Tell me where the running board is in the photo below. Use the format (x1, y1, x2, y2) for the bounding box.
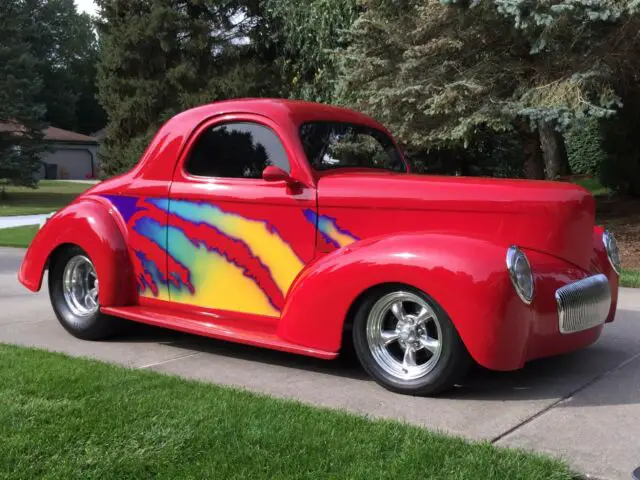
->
(101, 305, 337, 360)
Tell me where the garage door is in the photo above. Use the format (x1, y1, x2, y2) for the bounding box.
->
(44, 149, 93, 179)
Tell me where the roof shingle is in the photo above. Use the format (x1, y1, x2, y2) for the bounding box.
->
(43, 127, 98, 143)
(0, 122, 98, 144)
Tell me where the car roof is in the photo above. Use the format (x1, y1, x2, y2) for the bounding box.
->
(171, 98, 388, 132)
(125, 99, 395, 182)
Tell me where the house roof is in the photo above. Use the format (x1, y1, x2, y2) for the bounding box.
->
(44, 127, 98, 144)
(0, 122, 98, 144)
(0, 121, 26, 134)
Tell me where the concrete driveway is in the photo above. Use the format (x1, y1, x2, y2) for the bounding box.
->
(1, 246, 639, 479)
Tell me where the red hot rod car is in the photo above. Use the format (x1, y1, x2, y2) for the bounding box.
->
(19, 99, 620, 395)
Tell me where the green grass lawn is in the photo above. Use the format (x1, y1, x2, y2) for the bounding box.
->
(0, 225, 39, 247)
(570, 176, 611, 197)
(0, 180, 92, 216)
(0, 344, 575, 480)
(621, 268, 640, 288)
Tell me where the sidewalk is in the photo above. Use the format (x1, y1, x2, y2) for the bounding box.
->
(1, 246, 639, 479)
(59, 179, 100, 184)
(0, 213, 51, 229)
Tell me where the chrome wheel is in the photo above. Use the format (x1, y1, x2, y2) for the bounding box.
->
(366, 291, 443, 381)
(62, 255, 99, 318)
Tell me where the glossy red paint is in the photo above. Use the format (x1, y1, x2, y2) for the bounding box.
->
(19, 198, 136, 307)
(313, 171, 596, 270)
(18, 98, 619, 371)
(101, 302, 337, 359)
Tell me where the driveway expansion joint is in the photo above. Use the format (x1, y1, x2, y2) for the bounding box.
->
(491, 348, 640, 445)
(135, 352, 202, 370)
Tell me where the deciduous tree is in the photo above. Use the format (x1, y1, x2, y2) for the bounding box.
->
(261, 0, 359, 103)
(23, 0, 106, 134)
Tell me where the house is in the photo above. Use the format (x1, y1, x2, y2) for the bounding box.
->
(39, 127, 99, 180)
(0, 122, 100, 180)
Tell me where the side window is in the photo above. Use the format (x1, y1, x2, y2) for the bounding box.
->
(299, 122, 405, 172)
(185, 122, 290, 179)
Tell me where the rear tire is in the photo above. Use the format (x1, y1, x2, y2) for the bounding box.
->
(352, 285, 470, 396)
(48, 245, 122, 340)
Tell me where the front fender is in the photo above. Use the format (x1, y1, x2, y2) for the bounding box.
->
(18, 197, 136, 307)
(277, 233, 530, 369)
(591, 225, 619, 322)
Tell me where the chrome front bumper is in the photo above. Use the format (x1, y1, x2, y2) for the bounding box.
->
(556, 274, 611, 334)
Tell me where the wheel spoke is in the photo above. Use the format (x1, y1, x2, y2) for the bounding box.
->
(380, 330, 399, 346)
(89, 292, 99, 308)
(419, 336, 440, 354)
(390, 301, 405, 322)
(62, 255, 99, 317)
(402, 346, 417, 369)
(365, 290, 444, 381)
(415, 307, 432, 325)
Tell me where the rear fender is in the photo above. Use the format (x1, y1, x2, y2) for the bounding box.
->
(278, 233, 530, 370)
(18, 197, 136, 307)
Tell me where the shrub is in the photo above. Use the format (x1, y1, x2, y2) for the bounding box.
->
(565, 119, 606, 175)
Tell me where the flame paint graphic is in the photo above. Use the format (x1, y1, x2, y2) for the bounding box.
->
(304, 209, 359, 248)
(104, 195, 314, 317)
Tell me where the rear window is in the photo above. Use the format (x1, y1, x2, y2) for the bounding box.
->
(299, 122, 405, 172)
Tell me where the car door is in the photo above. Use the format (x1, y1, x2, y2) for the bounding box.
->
(162, 115, 317, 318)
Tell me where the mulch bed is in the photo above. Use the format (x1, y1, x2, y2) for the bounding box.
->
(596, 198, 640, 270)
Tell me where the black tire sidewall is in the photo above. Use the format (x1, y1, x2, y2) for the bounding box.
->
(48, 246, 115, 340)
(352, 285, 469, 396)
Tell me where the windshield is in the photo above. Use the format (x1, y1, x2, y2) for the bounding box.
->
(299, 122, 406, 172)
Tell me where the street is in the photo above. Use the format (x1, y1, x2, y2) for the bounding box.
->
(1, 246, 639, 479)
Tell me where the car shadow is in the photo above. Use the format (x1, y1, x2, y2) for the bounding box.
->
(106, 312, 640, 406)
(108, 322, 369, 381)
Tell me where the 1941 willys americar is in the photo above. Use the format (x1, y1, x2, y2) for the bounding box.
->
(19, 99, 620, 395)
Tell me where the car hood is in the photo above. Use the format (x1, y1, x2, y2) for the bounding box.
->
(316, 171, 595, 270)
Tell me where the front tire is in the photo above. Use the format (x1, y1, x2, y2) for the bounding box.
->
(352, 285, 470, 396)
(49, 246, 122, 340)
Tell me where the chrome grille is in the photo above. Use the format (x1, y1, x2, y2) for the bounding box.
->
(556, 274, 611, 334)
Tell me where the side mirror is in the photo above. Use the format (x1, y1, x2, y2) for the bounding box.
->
(262, 165, 293, 183)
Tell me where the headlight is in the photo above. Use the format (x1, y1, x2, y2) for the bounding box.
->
(506, 246, 534, 304)
(602, 230, 621, 275)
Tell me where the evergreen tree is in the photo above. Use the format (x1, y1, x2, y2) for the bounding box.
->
(0, 0, 46, 190)
(338, 0, 640, 179)
(96, 0, 280, 176)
